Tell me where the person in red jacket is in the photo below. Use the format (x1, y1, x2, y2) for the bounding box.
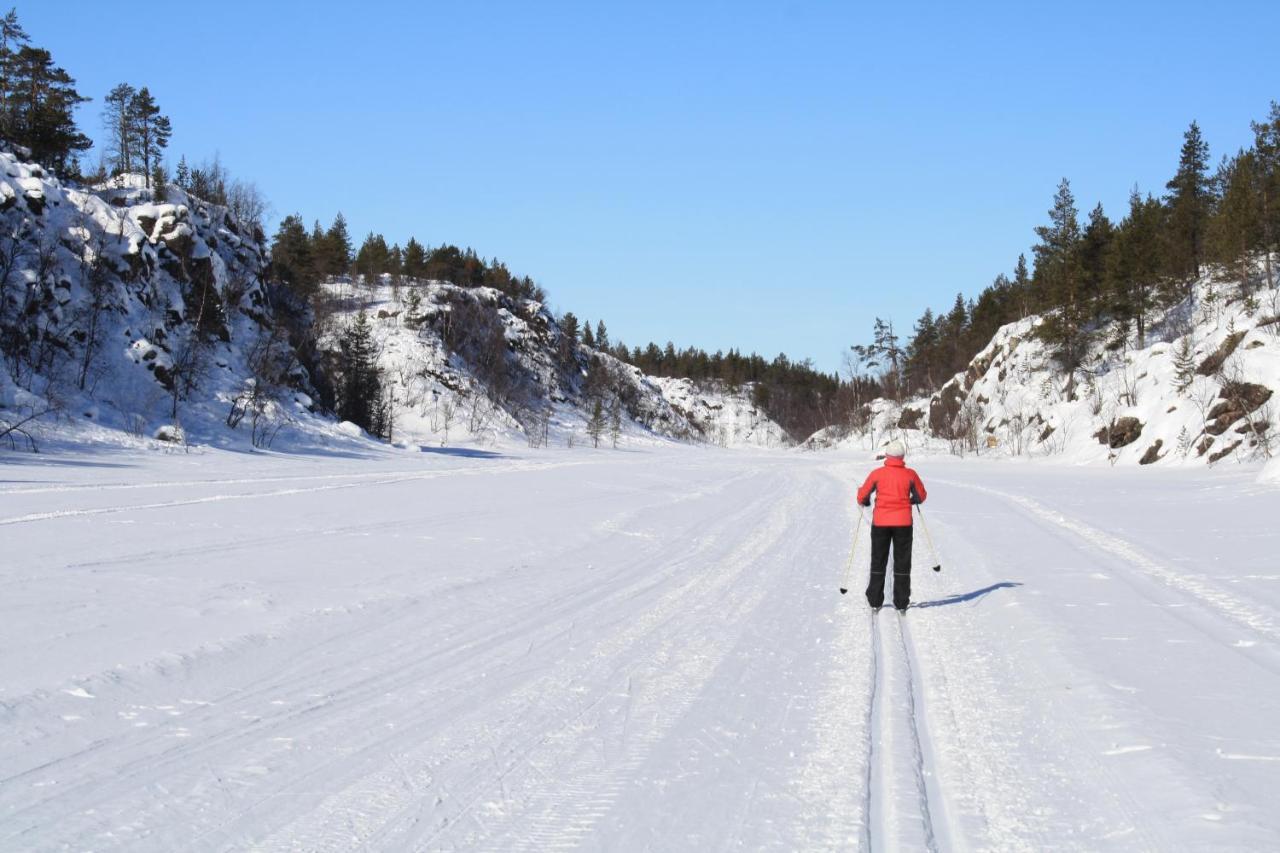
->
(856, 439, 927, 612)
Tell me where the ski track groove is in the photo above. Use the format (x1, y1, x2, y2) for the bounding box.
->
(936, 477, 1280, 644)
(1, 468, 762, 849)
(325, 473, 811, 852)
(0, 458, 590, 527)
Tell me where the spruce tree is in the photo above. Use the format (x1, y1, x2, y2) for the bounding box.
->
(402, 237, 428, 279)
(320, 212, 353, 277)
(1032, 179, 1087, 372)
(174, 154, 190, 189)
(595, 320, 609, 349)
(270, 214, 316, 299)
(337, 311, 384, 436)
(1165, 120, 1212, 285)
(587, 398, 605, 448)
(1079, 203, 1114, 322)
(582, 321, 595, 348)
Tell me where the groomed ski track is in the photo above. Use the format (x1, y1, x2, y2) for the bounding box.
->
(1, 449, 1277, 850)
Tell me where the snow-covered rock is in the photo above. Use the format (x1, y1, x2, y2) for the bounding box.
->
(824, 272, 1280, 468)
(319, 277, 791, 449)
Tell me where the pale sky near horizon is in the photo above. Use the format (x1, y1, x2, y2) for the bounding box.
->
(26, 0, 1280, 372)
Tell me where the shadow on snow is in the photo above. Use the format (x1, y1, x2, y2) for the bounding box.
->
(914, 581, 1023, 609)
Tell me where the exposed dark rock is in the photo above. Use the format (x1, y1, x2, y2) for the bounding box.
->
(1197, 331, 1247, 376)
(1208, 439, 1242, 464)
(1094, 416, 1143, 449)
(1139, 440, 1165, 465)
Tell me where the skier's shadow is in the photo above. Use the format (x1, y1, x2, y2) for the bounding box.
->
(915, 581, 1022, 609)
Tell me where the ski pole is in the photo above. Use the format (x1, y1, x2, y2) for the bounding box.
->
(916, 504, 942, 572)
(839, 505, 865, 595)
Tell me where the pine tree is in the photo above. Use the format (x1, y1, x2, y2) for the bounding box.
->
(102, 83, 136, 175)
(1165, 120, 1212, 286)
(852, 317, 904, 399)
(1013, 253, 1031, 318)
(1109, 189, 1164, 348)
(353, 232, 390, 280)
(129, 87, 170, 188)
(1209, 150, 1262, 291)
(0, 7, 28, 140)
(558, 312, 580, 365)
(1251, 102, 1280, 289)
(3, 45, 90, 174)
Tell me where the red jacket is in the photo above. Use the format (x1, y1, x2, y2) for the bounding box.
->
(856, 457, 927, 526)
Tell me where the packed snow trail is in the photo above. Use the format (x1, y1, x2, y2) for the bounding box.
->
(1, 447, 1278, 850)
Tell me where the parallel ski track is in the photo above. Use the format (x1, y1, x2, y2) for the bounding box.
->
(935, 476, 1280, 645)
(865, 608, 942, 853)
(0, 458, 590, 527)
(863, 608, 884, 851)
(0, 465, 763, 850)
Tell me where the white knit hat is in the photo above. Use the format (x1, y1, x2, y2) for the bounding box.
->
(884, 439, 906, 458)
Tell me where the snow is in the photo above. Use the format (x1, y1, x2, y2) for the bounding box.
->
(827, 273, 1280, 469)
(319, 277, 791, 450)
(2, 443, 1277, 850)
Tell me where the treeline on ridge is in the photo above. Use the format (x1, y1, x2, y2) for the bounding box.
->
(857, 107, 1280, 402)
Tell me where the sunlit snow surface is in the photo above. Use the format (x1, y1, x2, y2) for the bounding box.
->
(1, 443, 1278, 850)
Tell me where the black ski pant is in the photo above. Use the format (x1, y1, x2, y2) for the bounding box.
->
(866, 524, 913, 610)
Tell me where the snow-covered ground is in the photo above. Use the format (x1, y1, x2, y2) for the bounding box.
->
(2, 444, 1278, 850)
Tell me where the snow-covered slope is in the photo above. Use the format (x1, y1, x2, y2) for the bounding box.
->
(319, 277, 791, 449)
(0, 149, 357, 453)
(0, 148, 789, 454)
(828, 273, 1279, 467)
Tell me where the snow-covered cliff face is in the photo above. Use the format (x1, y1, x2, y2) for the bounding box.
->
(0, 146, 788, 454)
(826, 272, 1279, 467)
(0, 149, 335, 451)
(319, 278, 792, 449)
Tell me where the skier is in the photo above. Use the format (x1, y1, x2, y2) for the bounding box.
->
(856, 439, 927, 612)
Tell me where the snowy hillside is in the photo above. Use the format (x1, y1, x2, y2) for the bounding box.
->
(828, 272, 1279, 468)
(318, 277, 791, 449)
(0, 146, 789, 454)
(0, 148, 361, 453)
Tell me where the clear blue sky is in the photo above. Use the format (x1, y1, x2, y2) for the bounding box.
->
(27, 1, 1280, 373)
